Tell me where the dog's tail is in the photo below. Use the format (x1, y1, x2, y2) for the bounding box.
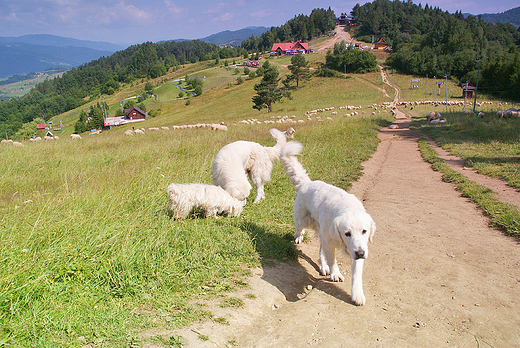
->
(281, 141, 311, 191)
(265, 128, 287, 162)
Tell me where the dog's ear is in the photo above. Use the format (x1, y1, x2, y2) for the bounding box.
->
(369, 218, 376, 243)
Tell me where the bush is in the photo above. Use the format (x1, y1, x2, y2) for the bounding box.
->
(236, 76, 244, 85)
(315, 65, 343, 77)
(248, 72, 257, 79)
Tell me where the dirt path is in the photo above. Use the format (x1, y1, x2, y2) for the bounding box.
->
(143, 29, 520, 348)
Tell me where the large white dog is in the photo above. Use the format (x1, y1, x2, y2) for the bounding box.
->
(281, 141, 376, 306)
(167, 183, 244, 219)
(212, 128, 287, 204)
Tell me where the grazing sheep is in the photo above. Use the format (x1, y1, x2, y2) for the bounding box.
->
(1, 139, 13, 145)
(478, 112, 485, 118)
(124, 129, 134, 136)
(70, 134, 82, 140)
(284, 127, 295, 139)
(148, 127, 160, 131)
(167, 183, 244, 219)
(161, 126, 169, 131)
(496, 111, 505, 118)
(134, 129, 145, 135)
(426, 111, 435, 123)
(12, 141, 24, 147)
(211, 124, 228, 131)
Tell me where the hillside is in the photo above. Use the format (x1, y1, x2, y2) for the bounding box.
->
(468, 6, 520, 27)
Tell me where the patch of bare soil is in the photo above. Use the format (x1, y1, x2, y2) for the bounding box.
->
(141, 28, 520, 348)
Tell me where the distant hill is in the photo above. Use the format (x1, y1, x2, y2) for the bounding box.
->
(464, 6, 520, 27)
(0, 35, 123, 79)
(199, 26, 269, 47)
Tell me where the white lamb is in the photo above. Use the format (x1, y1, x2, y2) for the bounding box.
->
(167, 183, 244, 219)
(70, 134, 82, 140)
(212, 128, 287, 204)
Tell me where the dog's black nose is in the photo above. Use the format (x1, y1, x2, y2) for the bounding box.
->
(355, 250, 365, 259)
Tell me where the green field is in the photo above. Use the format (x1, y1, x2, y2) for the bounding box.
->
(2, 49, 520, 346)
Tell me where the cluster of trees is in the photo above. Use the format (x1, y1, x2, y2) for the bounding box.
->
(252, 54, 314, 112)
(351, 0, 520, 100)
(325, 42, 378, 74)
(74, 102, 108, 134)
(242, 8, 336, 52)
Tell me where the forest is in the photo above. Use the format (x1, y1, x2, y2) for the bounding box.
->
(241, 8, 337, 52)
(350, 0, 520, 100)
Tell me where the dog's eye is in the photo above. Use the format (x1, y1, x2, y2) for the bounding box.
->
(362, 229, 367, 234)
(345, 231, 351, 237)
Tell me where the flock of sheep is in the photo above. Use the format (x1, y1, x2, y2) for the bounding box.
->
(2, 99, 518, 147)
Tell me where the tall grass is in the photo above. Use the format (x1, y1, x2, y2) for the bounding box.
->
(416, 111, 520, 190)
(1, 72, 391, 346)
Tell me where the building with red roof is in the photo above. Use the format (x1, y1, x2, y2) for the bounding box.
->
(270, 41, 309, 57)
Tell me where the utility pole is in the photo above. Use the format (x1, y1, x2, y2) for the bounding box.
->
(445, 74, 448, 111)
(473, 58, 481, 113)
(433, 76, 436, 102)
(425, 74, 428, 98)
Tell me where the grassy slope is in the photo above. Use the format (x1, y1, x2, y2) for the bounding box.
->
(0, 52, 393, 346)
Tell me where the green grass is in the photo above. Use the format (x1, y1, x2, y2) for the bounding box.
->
(418, 138, 520, 237)
(0, 60, 391, 346)
(413, 110, 520, 191)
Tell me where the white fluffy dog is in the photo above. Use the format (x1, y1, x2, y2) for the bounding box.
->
(212, 128, 287, 204)
(281, 141, 376, 306)
(167, 183, 244, 219)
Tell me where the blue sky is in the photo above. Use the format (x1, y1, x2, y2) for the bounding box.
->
(0, 0, 518, 46)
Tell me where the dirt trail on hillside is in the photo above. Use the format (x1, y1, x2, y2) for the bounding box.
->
(141, 27, 520, 348)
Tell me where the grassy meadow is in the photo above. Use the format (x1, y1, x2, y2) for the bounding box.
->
(0, 55, 394, 347)
(3, 47, 520, 346)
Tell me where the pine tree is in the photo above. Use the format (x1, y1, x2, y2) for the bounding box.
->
(252, 61, 290, 113)
(284, 54, 312, 88)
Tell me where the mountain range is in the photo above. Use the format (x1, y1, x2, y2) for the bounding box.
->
(0, 27, 269, 80)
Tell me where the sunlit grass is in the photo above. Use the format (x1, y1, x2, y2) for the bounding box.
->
(0, 64, 392, 346)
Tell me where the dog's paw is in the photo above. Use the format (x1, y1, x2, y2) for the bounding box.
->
(294, 231, 305, 244)
(329, 272, 344, 282)
(351, 289, 366, 306)
(320, 263, 330, 276)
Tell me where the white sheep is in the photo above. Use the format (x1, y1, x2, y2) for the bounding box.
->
(283, 127, 295, 138)
(134, 129, 145, 135)
(477, 112, 485, 118)
(124, 129, 134, 136)
(70, 134, 82, 140)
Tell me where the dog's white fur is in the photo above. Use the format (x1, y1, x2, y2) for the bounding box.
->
(281, 141, 376, 306)
(212, 128, 287, 204)
(167, 183, 244, 219)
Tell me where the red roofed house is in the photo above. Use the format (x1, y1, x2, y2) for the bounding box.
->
(37, 124, 46, 132)
(270, 40, 309, 57)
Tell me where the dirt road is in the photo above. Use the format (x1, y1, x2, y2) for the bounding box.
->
(144, 27, 520, 348)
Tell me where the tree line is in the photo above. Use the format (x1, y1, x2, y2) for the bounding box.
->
(241, 8, 336, 52)
(351, 0, 520, 100)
